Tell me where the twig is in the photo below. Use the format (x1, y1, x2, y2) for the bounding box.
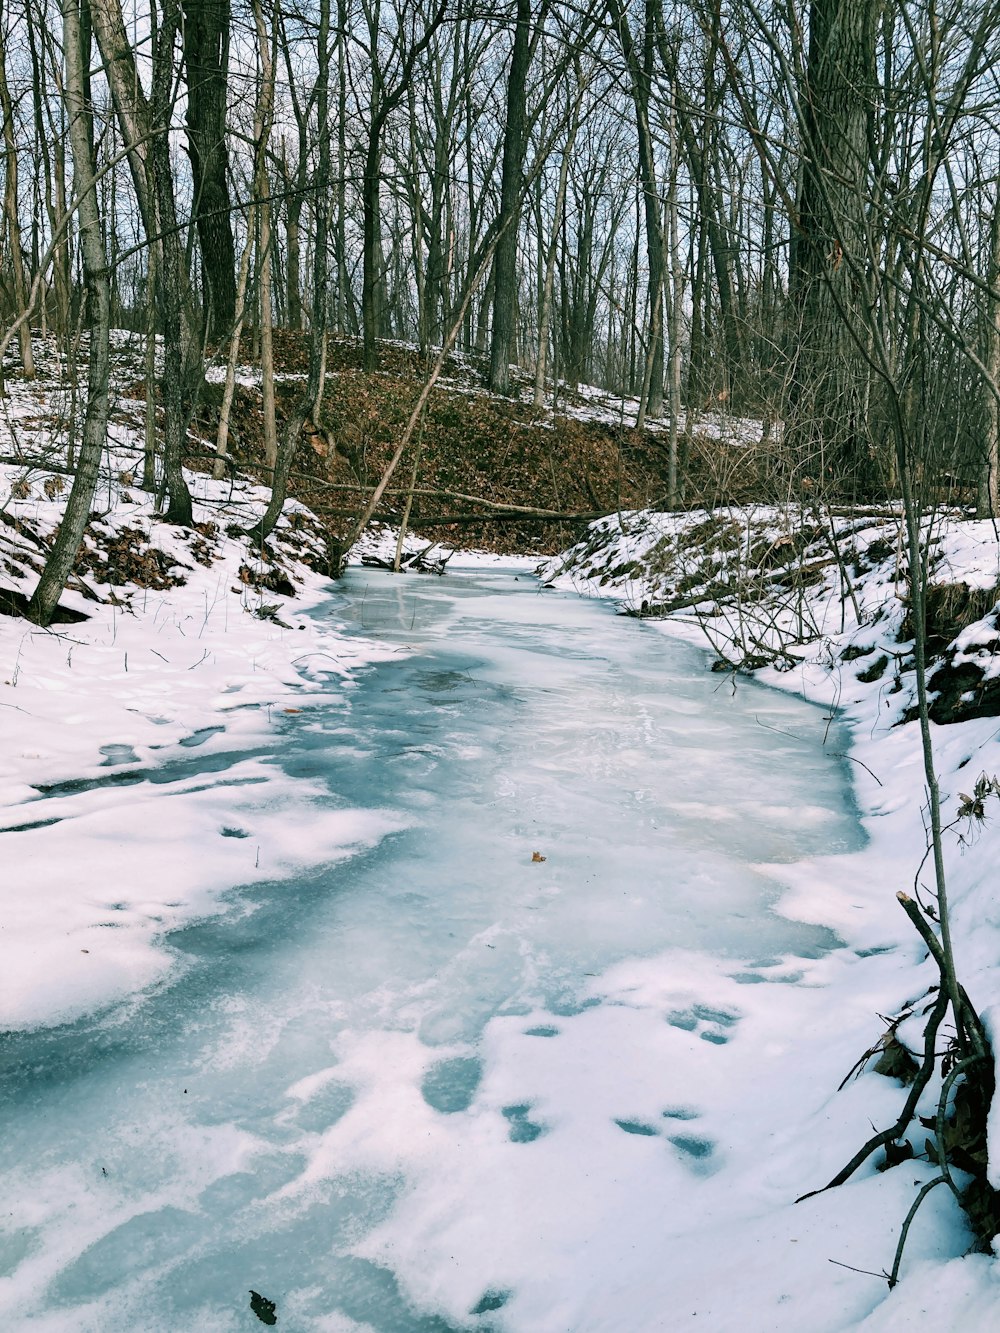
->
(897, 893, 989, 1054)
(796, 986, 949, 1202)
(827, 1258, 891, 1281)
(751, 712, 882, 783)
(888, 1176, 947, 1289)
(934, 1054, 986, 1203)
(831, 751, 884, 787)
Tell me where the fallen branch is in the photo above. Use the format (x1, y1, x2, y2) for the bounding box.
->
(292, 469, 611, 519)
(0, 452, 81, 475)
(798, 883, 998, 1281)
(887, 1177, 947, 1289)
(362, 540, 453, 575)
(409, 510, 605, 526)
(897, 893, 989, 1054)
(796, 985, 949, 1203)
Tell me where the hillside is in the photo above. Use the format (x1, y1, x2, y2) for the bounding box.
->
(2, 334, 1000, 1330)
(189, 331, 767, 558)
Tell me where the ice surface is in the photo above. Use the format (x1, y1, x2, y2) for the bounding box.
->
(0, 571, 880, 1330)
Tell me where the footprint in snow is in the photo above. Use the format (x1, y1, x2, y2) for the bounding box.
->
(502, 1104, 547, 1142)
(614, 1118, 660, 1137)
(471, 1289, 510, 1315)
(666, 1003, 740, 1044)
(421, 1056, 482, 1114)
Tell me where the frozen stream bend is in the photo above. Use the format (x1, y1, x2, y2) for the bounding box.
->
(1, 567, 870, 1331)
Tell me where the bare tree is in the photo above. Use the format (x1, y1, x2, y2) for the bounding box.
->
(359, 0, 449, 371)
(786, 0, 878, 490)
(607, 0, 665, 416)
(488, 0, 534, 394)
(0, 20, 35, 379)
(182, 0, 237, 342)
(29, 0, 109, 626)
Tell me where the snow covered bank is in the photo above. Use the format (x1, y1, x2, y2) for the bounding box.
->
(4, 327, 998, 1328)
(0, 561, 897, 1333)
(534, 505, 1000, 1323)
(0, 332, 534, 1031)
(0, 339, 411, 1030)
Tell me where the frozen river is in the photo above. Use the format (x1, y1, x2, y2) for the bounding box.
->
(0, 567, 864, 1331)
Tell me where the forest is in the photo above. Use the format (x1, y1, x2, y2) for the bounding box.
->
(3, 0, 1000, 1329)
(3, 0, 1000, 613)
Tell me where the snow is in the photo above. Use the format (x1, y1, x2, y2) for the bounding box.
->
(342, 948, 954, 1333)
(203, 363, 307, 387)
(3, 339, 1000, 1330)
(3, 562, 892, 1332)
(538, 502, 1000, 1329)
(0, 337, 401, 1029)
(553, 380, 765, 443)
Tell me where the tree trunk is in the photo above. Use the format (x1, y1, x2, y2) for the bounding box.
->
(978, 201, 1000, 518)
(665, 98, 683, 504)
(534, 94, 579, 406)
(150, 0, 194, 527)
(182, 0, 237, 343)
(249, 0, 331, 542)
(359, 0, 447, 370)
(488, 0, 532, 395)
(335, 0, 348, 335)
(787, 0, 875, 491)
(0, 34, 35, 378)
(29, 0, 109, 626)
(88, 0, 154, 234)
(251, 0, 277, 472)
(89, 0, 197, 357)
(608, 0, 664, 416)
(143, 244, 158, 491)
(282, 140, 303, 331)
(653, 13, 741, 401)
(213, 213, 255, 480)
(408, 85, 429, 354)
(361, 133, 383, 371)
(24, 3, 70, 338)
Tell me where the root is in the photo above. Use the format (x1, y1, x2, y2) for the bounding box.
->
(798, 893, 998, 1286)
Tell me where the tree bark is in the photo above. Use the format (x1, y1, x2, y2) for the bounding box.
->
(248, 0, 331, 542)
(281, 139, 302, 330)
(29, 0, 109, 626)
(335, 0, 348, 334)
(251, 0, 277, 472)
(0, 32, 35, 378)
(534, 88, 580, 406)
(150, 0, 194, 526)
(181, 0, 237, 342)
(668, 139, 684, 497)
(143, 242, 158, 490)
(488, 0, 532, 395)
(361, 128, 384, 370)
(787, 0, 876, 490)
(608, 0, 664, 416)
(213, 216, 254, 480)
(87, 0, 154, 235)
(978, 200, 1000, 518)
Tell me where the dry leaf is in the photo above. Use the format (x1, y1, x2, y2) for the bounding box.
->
(531, 852, 546, 863)
(249, 1290, 277, 1325)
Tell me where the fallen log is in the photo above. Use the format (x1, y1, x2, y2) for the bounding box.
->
(361, 541, 454, 575)
(291, 469, 610, 520)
